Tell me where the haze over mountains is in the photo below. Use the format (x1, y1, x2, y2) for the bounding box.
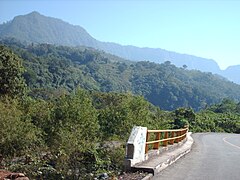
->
(0, 11, 239, 84)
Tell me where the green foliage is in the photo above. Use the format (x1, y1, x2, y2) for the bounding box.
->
(173, 108, 194, 128)
(0, 99, 42, 157)
(1, 38, 240, 179)
(48, 88, 100, 178)
(192, 99, 240, 133)
(93, 92, 154, 140)
(208, 98, 239, 113)
(23, 98, 54, 143)
(2, 38, 240, 111)
(7, 153, 63, 180)
(96, 145, 125, 176)
(52, 88, 99, 150)
(0, 45, 27, 98)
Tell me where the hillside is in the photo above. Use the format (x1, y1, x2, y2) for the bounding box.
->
(1, 39, 240, 180)
(222, 65, 240, 84)
(1, 11, 239, 84)
(0, 11, 98, 47)
(1, 38, 240, 111)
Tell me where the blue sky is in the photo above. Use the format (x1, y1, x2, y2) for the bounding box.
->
(1, 0, 240, 69)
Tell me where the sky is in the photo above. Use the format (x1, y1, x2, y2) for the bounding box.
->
(0, 0, 240, 69)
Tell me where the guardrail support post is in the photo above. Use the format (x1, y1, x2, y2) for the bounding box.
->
(169, 131, 175, 145)
(176, 131, 180, 143)
(153, 132, 161, 149)
(182, 129, 185, 141)
(163, 132, 168, 146)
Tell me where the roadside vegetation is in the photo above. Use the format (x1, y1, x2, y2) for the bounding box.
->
(0, 44, 239, 179)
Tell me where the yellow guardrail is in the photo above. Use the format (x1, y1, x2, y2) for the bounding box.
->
(145, 126, 188, 153)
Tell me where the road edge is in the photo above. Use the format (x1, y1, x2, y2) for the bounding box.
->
(141, 132, 194, 179)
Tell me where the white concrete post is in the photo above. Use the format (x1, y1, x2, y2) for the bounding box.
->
(124, 126, 147, 171)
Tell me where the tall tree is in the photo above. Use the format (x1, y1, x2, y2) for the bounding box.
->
(0, 45, 26, 98)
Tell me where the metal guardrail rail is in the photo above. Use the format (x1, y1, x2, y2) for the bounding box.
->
(145, 126, 188, 153)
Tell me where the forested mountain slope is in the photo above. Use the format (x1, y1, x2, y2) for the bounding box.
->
(0, 12, 226, 75)
(1, 38, 240, 111)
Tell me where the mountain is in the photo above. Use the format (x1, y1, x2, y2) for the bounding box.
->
(222, 65, 240, 84)
(0, 11, 98, 47)
(1, 38, 240, 111)
(99, 44, 221, 74)
(0, 11, 238, 83)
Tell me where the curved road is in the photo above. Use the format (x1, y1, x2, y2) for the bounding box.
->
(153, 133, 240, 180)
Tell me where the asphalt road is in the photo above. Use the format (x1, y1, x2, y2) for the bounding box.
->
(153, 133, 240, 180)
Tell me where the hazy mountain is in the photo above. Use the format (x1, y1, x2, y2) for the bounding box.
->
(222, 65, 240, 84)
(0, 11, 98, 47)
(0, 11, 239, 83)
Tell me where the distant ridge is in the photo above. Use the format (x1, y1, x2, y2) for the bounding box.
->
(222, 65, 240, 84)
(0, 11, 239, 84)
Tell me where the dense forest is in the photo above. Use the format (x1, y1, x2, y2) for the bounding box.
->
(1, 37, 240, 111)
(0, 40, 239, 179)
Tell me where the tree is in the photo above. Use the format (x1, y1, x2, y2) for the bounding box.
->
(95, 92, 153, 140)
(50, 88, 100, 178)
(164, 61, 171, 65)
(0, 45, 26, 98)
(173, 108, 195, 128)
(0, 99, 42, 156)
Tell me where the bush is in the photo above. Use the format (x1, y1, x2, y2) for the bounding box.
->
(0, 99, 43, 157)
